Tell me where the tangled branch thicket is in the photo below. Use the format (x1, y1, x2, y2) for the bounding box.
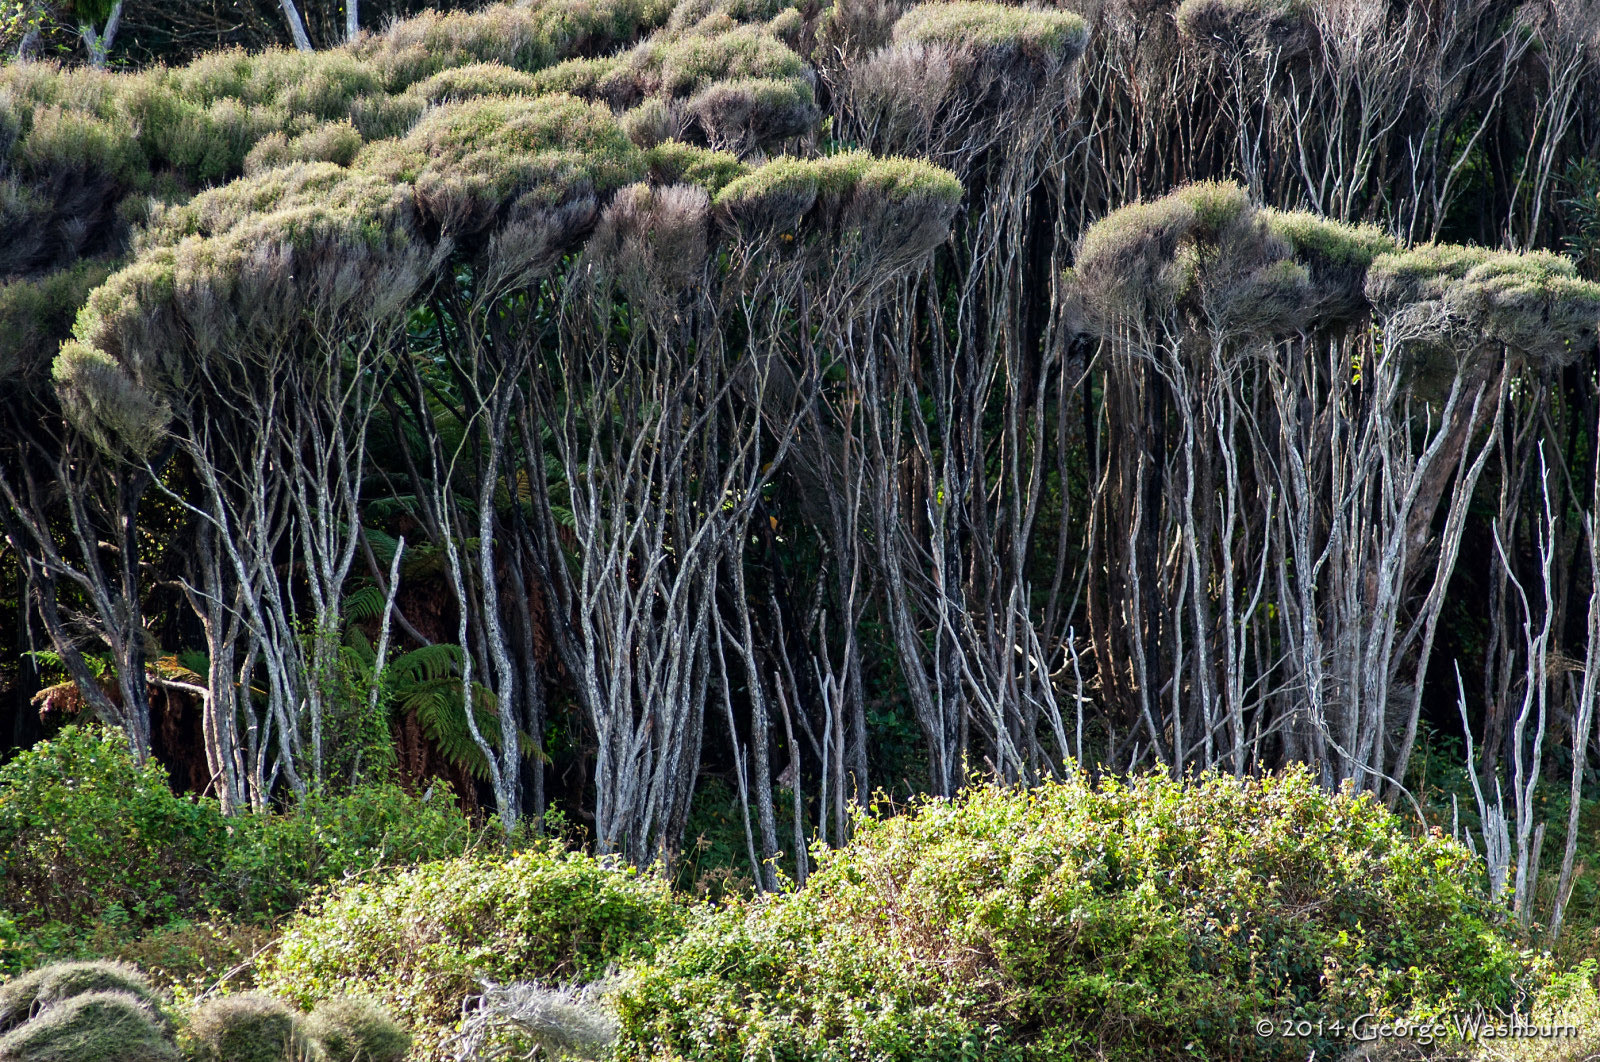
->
(3, 0, 1600, 929)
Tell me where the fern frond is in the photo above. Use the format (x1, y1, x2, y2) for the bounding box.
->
(343, 586, 387, 625)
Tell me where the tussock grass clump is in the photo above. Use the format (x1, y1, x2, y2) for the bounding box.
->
(614, 768, 1528, 1062)
(448, 981, 620, 1062)
(0, 962, 166, 1036)
(181, 993, 311, 1062)
(0, 991, 177, 1062)
(301, 997, 410, 1062)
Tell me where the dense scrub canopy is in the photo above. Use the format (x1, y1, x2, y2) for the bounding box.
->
(614, 769, 1526, 1061)
(1176, 0, 1314, 55)
(1074, 181, 1313, 339)
(1366, 245, 1600, 367)
(0, 726, 482, 949)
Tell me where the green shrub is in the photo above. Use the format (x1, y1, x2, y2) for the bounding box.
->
(0, 724, 482, 953)
(259, 844, 685, 1035)
(657, 24, 805, 96)
(222, 783, 480, 918)
(93, 920, 277, 1004)
(412, 62, 546, 103)
(0, 961, 168, 1035)
(302, 997, 410, 1062)
(181, 993, 310, 1062)
(686, 76, 817, 149)
(0, 990, 177, 1062)
(0, 726, 230, 933)
(614, 768, 1528, 1062)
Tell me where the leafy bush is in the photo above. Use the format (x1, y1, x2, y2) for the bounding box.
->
(0, 726, 483, 963)
(0, 727, 230, 933)
(222, 783, 481, 918)
(259, 845, 685, 1036)
(614, 768, 1529, 1062)
(0, 990, 177, 1062)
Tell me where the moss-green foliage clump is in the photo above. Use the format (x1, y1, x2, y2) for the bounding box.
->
(1261, 207, 1396, 318)
(1366, 244, 1600, 365)
(258, 845, 686, 1036)
(350, 0, 675, 87)
(242, 120, 364, 176)
(1076, 182, 1248, 316)
(614, 768, 1526, 1062)
(180, 993, 310, 1062)
(643, 140, 751, 193)
(301, 997, 410, 1062)
(0, 260, 116, 385)
(404, 93, 645, 224)
(715, 150, 961, 236)
(0, 990, 177, 1062)
(893, 1, 1088, 58)
(0, 0, 676, 285)
(1075, 181, 1314, 334)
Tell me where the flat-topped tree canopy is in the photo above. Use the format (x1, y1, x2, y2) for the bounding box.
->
(1074, 182, 1600, 361)
(1258, 209, 1397, 323)
(1176, 0, 1314, 55)
(30, 0, 964, 452)
(1073, 181, 1312, 338)
(7, 0, 985, 416)
(1367, 245, 1600, 368)
(0, 0, 805, 299)
(892, 1, 1089, 60)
